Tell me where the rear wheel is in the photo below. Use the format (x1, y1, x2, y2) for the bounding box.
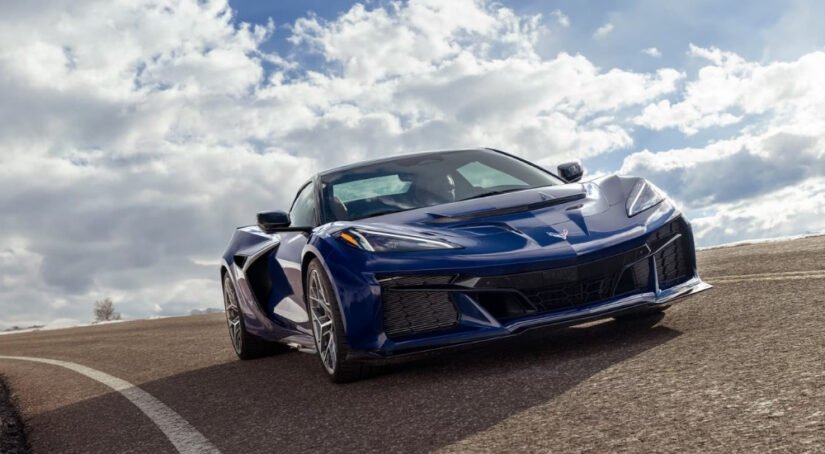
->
(223, 274, 289, 359)
(306, 259, 369, 383)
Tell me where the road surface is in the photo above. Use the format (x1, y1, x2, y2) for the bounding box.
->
(1, 236, 824, 453)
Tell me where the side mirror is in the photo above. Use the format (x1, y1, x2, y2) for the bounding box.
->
(557, 161, 583, 183)
(257, 210, 290, 233)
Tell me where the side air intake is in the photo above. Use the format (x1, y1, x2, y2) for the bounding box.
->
(378, 275, 459, 339)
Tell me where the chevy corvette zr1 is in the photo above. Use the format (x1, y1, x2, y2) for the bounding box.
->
(220, 148, 710, 382)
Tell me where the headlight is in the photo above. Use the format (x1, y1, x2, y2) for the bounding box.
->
(626, 180, 666, 217)
(335, 228, 461, 252)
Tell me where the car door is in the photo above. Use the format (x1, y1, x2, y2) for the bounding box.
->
(271, 181, 317, 332)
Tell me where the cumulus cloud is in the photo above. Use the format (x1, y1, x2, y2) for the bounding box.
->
(625, 45, 825, 246)
(593, 23, 614, 39)
(690, 178, 825, 246)
(641, 47, 662, 57)
(551, 10, 570, 27)
(635, 44, 825, 135)
(0, 0, 312, 326)
(622, 133, 824, 207)
(275, 1, 684, 166)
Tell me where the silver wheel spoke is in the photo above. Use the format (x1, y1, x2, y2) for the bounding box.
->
(224, 281, 243, 354)
(309, 295, 325, 304)
(308, 269, 337, 374)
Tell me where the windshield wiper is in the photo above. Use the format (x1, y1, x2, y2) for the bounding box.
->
(463, 187, 528, 201)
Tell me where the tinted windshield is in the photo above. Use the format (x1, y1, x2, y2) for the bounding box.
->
(320, 149, 563, 222)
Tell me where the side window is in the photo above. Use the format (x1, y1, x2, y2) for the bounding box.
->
(290, 183, 316, 227)
(456, 161, 528, 189)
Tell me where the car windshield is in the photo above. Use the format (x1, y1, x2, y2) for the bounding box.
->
(320, 149, 564, 222)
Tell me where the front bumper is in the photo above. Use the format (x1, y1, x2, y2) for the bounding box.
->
(329, 215, 711, 360)
(349, 276, 710, 361)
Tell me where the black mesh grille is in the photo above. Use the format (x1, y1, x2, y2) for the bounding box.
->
(522, 274, 616, 312)
(471, 245, 648, 316)
(648, 218, 693, 289)
(655, 239, 692, 289)
(380, 275, 459, 339)
(615, 259, 650, 296)
(647, 218, 683, 251)
(378, 275, 454, 287)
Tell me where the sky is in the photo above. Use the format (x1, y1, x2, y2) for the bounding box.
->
(2, 0, 825, 327)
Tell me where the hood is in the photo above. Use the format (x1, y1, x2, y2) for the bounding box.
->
(330, 175, 675, 262)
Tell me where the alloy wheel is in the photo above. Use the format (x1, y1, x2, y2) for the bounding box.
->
(223, 279, 243, 354)
(308, 269, 337, 374)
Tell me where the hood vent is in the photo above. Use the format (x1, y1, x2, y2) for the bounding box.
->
(424, 192, 586, 225)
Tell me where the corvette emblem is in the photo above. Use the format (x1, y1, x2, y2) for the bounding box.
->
(547, 228, 569, 240)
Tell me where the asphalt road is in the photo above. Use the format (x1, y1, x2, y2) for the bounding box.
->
(1, 236, 824, 453)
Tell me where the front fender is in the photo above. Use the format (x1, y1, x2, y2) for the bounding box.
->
(305, 235, 386, 351)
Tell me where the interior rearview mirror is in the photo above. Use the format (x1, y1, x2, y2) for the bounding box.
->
(557, 162, 583, 183)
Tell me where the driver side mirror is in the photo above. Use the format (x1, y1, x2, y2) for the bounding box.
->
(257, 210, 290, 233)
(557, 161, 583, 183)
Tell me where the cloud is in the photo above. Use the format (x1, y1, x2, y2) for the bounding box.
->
(622, 133, 823, 208)
(0, 0, 313, 326)
(593, 23, 614, 39)
(690, 178, 825, 246)
(283, 1, 682, 165)
(641, 47, 662, 57)
(635, 44, 825, 135)
(551, 10, 570, 27)
(623, 46, 825, 245)
(289, 0, 544, 81)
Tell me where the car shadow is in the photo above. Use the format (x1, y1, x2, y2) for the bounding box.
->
(32, 314, 679, 453)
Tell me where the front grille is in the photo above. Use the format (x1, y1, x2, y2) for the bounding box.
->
(522, 274, 616, 312)
(614, 259, 650, 296)
(378, 275, 454, 287)
(471, 245, 649, 316)
(655, 240, 691, 289)
(648, 218, 693, 289)
(380, 275, 459, 339)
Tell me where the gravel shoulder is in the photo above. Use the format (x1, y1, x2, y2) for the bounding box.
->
(0, 374, 30, 454)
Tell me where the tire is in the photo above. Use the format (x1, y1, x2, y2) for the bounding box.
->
(222, 274, 290, 360)
(306, 259, 369, 383)
(613, 305, 668, 322)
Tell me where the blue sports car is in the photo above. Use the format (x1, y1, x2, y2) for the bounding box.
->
(220, 148, 710, 382)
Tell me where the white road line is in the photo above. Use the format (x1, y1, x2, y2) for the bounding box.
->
(708, 271, 825, 284)
(708, 270, 825, 280)
(0, 355, 221, 454)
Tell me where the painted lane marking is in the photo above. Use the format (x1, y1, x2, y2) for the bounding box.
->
(707, 270, 825, 284)
(0, 355, 221, 454)
(708, 269, 825, 279)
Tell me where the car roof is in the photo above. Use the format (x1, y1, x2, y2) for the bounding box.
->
(316, 148, 495, 178)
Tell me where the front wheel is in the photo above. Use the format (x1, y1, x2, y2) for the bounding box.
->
(306, 259, 369, 383)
